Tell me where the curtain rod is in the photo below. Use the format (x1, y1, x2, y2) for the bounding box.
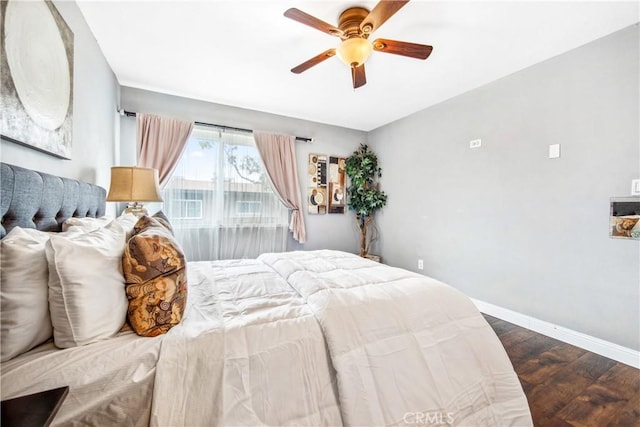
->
(121, 110, 313, 143)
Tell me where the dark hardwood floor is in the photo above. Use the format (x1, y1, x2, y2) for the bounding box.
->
(484, 314, 640, 427)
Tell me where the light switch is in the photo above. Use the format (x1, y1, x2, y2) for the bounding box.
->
(549, 144, 560, 159)
(469, 139, 482, 149)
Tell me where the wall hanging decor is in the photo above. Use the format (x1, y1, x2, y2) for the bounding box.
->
(610, 197, 640, 240)
(308, 154, 327, 214)
(1, 0, 74, 159)
(328, 156, 346, 214)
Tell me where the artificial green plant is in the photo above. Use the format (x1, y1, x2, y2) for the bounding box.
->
(345, 144, 388, 257)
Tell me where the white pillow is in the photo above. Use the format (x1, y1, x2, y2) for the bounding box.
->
(0, 228, 53, 361)
(115, 213, 139, 239)
(46, 220, 129, 348)
(62, 216, 112, 232)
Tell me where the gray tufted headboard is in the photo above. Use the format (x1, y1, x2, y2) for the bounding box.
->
(0, 163, 106, 238)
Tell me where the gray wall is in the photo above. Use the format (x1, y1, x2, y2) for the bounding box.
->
(119, 87, 367, 252)
(369, 24, 639, 350)
(0, 0, 119, 191)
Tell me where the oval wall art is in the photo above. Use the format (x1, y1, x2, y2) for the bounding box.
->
(1, 0, 74, 159)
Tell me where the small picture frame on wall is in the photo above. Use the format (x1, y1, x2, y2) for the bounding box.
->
(609, 197, 640, 240)
(308, 154, 328, 214)
(328, 156, 346, 214)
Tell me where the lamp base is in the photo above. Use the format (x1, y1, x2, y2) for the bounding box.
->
(123, 202, 147, 217)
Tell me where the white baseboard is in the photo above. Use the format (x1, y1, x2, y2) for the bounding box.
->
(471, 298, 640, 369)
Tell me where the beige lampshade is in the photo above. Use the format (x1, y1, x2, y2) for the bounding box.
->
(106, 166, 163, 202)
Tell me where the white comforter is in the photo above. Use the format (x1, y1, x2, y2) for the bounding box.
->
(3, 251, 531, 427)
(259, 250, 533, 426)
(151, 259, 342, 426)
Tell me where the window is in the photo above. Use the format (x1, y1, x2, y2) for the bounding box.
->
(236, 201, 262, 217)
(169, 199, 203, 220)
(162, 126, 288, 260)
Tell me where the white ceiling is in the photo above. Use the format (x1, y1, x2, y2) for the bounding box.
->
(77, 1, 639, 131)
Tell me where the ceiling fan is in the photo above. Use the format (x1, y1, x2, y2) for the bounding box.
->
(284, 0, 433, 89)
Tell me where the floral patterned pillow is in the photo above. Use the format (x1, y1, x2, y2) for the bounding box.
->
(132, 212, 172, 236)
(122, 216, 187, 337)
(152, 210, 174, 234)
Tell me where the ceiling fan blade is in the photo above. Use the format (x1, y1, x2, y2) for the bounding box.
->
(291, 49, 336, 74)
(284, 8, 343, 37)
(372, 38, 433, 59)
(351, 64, 366, 89)
(360, 0, 410, 35)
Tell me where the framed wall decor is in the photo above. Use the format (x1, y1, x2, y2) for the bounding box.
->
(328, 156, 346, 214)
(1, 0, 74, 159)
(609, 197, 640, 240)
(307, 154, 327, 214)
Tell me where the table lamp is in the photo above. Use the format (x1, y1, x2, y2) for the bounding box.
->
(106, 166, 163, 216)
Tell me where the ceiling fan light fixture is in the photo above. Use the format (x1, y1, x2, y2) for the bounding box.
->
(285, 2, 431, 89)
(336, 37, 372, 67)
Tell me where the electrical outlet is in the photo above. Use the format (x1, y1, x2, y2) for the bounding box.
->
(418, 259, 424, 270)
(469, 139, 482, 149)
(549, 144, 560, 159)
(632, 179, 640, 196)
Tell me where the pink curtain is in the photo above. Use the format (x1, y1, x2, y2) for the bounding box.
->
(137, 113, 194, 186)
(253, 131, 306, 243)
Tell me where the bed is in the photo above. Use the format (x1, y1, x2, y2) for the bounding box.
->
(0, 162, 532, 426)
